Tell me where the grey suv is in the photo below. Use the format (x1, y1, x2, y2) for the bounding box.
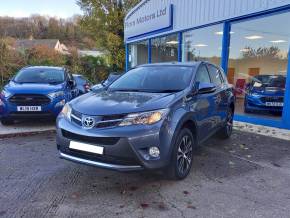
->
(56, 62, 235, 180)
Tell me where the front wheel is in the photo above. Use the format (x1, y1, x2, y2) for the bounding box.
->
(166, 128, 194, 180)
(218, 109, 234, 139)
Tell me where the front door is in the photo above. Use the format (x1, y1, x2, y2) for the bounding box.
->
(192, 64, 217, 141)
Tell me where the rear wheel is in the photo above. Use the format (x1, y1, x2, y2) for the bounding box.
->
(166, 128, 194, 180)
(1, 119, 14, 126)
(218, 109, 233, 139)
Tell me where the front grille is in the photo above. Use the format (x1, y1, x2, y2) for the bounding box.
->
(9, 94, 51, 105)
(67, 149, 140, 166)
(260, 96, 284, 103)
(71, 109, 125, 129)
(62, 129, 120, 145)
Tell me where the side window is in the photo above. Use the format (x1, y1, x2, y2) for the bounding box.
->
(195, 65, 211, 83)
(207, 65, 223, 86)
(67, 73, 73, 81)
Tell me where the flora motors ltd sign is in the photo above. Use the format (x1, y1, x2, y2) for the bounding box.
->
(125, 4, 173, 40)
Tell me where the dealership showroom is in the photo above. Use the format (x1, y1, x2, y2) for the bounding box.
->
(124, 0, 290, 130)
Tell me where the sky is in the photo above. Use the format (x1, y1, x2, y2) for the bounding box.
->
(0, 0, 82, 18)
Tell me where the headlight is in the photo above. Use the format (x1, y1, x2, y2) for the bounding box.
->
(1, 90, 11, 98)
(61, 103, 72, 120)
(48, 91, 65, 98)
(119, 109, 169, 127)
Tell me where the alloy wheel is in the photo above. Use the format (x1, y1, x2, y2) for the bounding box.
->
(177, 135, 193, 176)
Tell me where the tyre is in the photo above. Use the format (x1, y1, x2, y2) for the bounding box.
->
(166, 128, 194, 180)
(1, 119, 14, 126)
(218, 109, 234, 139)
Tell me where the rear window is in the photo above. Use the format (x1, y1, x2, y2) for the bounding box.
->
(14, 68, 65, 84)
(74, 76, 87, 85)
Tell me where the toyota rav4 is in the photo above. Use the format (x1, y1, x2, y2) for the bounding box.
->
(56, 62, 235, 180)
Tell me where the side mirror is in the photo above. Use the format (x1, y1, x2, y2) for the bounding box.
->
(197, 82, 216, 94)
(68, 79, 76, 88)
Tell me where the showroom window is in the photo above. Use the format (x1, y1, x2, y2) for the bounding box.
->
(128, 40, 148, 69)
(151, 34, 178, 63)
(228, 12, 289, 120)
(182, 24, 224, 66)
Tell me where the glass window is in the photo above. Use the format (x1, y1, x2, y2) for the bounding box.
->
(128, 40, 148, 69)
(14, 68, 65, 84)
(195, 65, 211, 83)
(151, 34, 178, 63)
(208, 65, 223, 86)
(228, 12, 289, 120)
(182, 24, 223, 66)
(110, 66, 194, 92)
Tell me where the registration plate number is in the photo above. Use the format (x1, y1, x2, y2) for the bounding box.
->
(69, 141, 104, 155)
(265, 102, 284, 107)
(17, 106, 42, 111)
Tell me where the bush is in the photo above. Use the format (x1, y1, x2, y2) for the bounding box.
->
(0, 37, 112, 89)
(25, 45, 66, 66)
(0, 38, 26, 88)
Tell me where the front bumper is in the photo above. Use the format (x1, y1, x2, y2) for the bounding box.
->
(245, 95, 284, 112)
(56, 114, 173, 172)
(0, 97, 65, 119)
(59, 152, 143, 171)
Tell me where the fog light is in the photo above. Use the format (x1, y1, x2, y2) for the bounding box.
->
(149, 147, 160, 158)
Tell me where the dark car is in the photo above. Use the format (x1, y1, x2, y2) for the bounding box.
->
(73, 74, 91, 95)
(0, 66, 78, 125)
(91, 73, 121, 92)
(56, 62, 235, 180)
(244, 75, 286, 114)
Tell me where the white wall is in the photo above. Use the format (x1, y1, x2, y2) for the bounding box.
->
(125, 0, 290, 42)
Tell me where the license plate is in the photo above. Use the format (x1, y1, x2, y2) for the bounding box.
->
(17, 106, 42, 111)
(265, 102, 284, 107)
(69, 141, 104, 155)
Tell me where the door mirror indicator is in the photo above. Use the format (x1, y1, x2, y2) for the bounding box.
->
(197, 82, 217, 94)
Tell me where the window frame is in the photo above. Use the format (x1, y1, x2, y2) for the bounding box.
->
(194, 63, 212, 84)
(206, 64, 224, 87)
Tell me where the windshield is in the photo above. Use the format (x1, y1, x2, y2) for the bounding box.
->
(14, 68, 65, 84)
(253, 75, 286, 88)
(109, 66, 194, 92)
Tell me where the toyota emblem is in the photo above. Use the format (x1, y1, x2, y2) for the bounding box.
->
(82, 116, 95, 129)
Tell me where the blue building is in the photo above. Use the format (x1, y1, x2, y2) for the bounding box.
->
(124, 0, 290, 130)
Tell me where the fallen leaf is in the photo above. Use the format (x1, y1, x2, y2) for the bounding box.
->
(272, 163, 281, 168)
(140, 203, 149, 209)
(158, 202, 167, 210)
(187, 205, 197, 209)
(129, 186, 138, 191)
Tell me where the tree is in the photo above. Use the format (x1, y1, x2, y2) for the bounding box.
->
(78, 0, 141, 71)
(0, 38, 25, 87)
(242, 46, 283, 59)
(25, 45, 65, 66)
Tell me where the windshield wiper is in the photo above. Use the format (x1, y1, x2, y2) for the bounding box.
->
(150, 89, 183, 93)
(111, 89, 144, 92)
(49, 81, 62, 85)
(111, 89, 182, 93)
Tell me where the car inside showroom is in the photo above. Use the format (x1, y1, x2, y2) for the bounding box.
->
(124, 0, 290, 130)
